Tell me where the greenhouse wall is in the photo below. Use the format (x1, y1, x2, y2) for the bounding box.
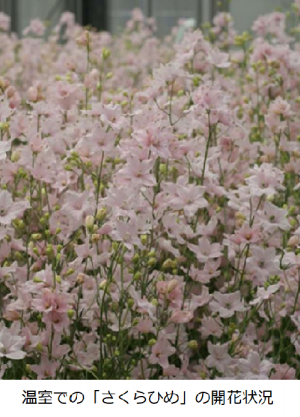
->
(0, 0, 296, 35)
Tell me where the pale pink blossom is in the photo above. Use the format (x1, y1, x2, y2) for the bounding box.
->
(0, 190, 30, 225)
(206, 342, 232, 373)
(0, 325, 26, 360)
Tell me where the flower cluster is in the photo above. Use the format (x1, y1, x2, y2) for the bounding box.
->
(0, 7, 300, 380)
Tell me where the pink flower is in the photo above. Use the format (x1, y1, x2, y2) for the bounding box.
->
(210, 291, 247, 318)
(0, 325, 26, 360)
(0, 140, 11, 161)
(269, 97, 292, 118)
(23, 19, 45, 37)
(270, 364, 296, 380)
(169, 310, 193, 324)
(250, 283, 280, 305)
(42, 311, 70, 332)
(169, 184, 208, 217)
(111, 219, 144, 251)
(247, 247, 281, 283)
(132, 125, 172, 159)
(69, 338, 99, 370)
(52, 81, 82, 111)
(206, 342, 232, 373)
(32, 289, 70, 314)
(135, 318, 154, 334)
(0, 190, 30, 225)
(245, 164, 285, 198)
(188, 237, 223, 263)
(149, 336, 176, 369)
(31, 357, 60, 379)
(188, 287, 212, 313)
(0, 12, 10, 31)
(185, 261, 221, 284)
(200, 317, 222, 338)
(61, 190, 95, 229)
(153, 63, 185, 85)
(207, 48, 231, 68)
(84, 123, 115, 154)
(259, 201, 290, 233)
(230, 225, 261, 245)
(117, 158, 156, 187)
(238, 351, 273, 379)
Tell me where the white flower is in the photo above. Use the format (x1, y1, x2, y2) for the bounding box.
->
(0, 190, 30, 225)
(0, 326, 26, 360)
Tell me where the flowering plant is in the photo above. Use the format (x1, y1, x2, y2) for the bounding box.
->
(0, 7, 300, 380)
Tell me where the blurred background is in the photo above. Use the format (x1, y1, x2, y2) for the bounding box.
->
(0, 0, 294, 37)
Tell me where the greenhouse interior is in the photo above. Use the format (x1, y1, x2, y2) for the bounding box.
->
(0, 0, 300, 382)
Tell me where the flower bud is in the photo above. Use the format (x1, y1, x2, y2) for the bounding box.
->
(11, 150, 20, 162)
(147, 258, 156, 267)
(133, 253, 140, 263)
(46, 244, 54, 258)
(36, 342, 43, 352)
(67, 309, 74, 319)
(31, 233, 42, 241)
(100, 183, 105, 196)
(111, 242, 119, 252)
(147, 249, 156, 258)
(0, 122, 9, 132)
(76, 273, 85, 285)
(162, 259, 173, 270)
(188, 340, 198, 349)
(96, 207, 107, 222)
(85, 215, 94, 233)
(102, 47, 111, 60)
(4, 234, 11, 242)
(127, 298, 134, 309)
(64, 164, 73, 171)
(289, 206, 296, 216)
(13, 251, 24, 262)
(92, 233, 101, 243)
(235, 212, 246, 221)
(140, 234, 148, 245)
(193, 76, 200, 87)
(99, 280, 108, 290)
(65, 268, 75, 277)
(167, 279, 178, 293)
(287, 236, 299, 248)
(76, 30, 90, 47)
(159, 163, 167, 175)
(134, 271, 142, 281)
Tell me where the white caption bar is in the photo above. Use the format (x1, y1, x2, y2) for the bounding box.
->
(0, 380, 293, 417)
